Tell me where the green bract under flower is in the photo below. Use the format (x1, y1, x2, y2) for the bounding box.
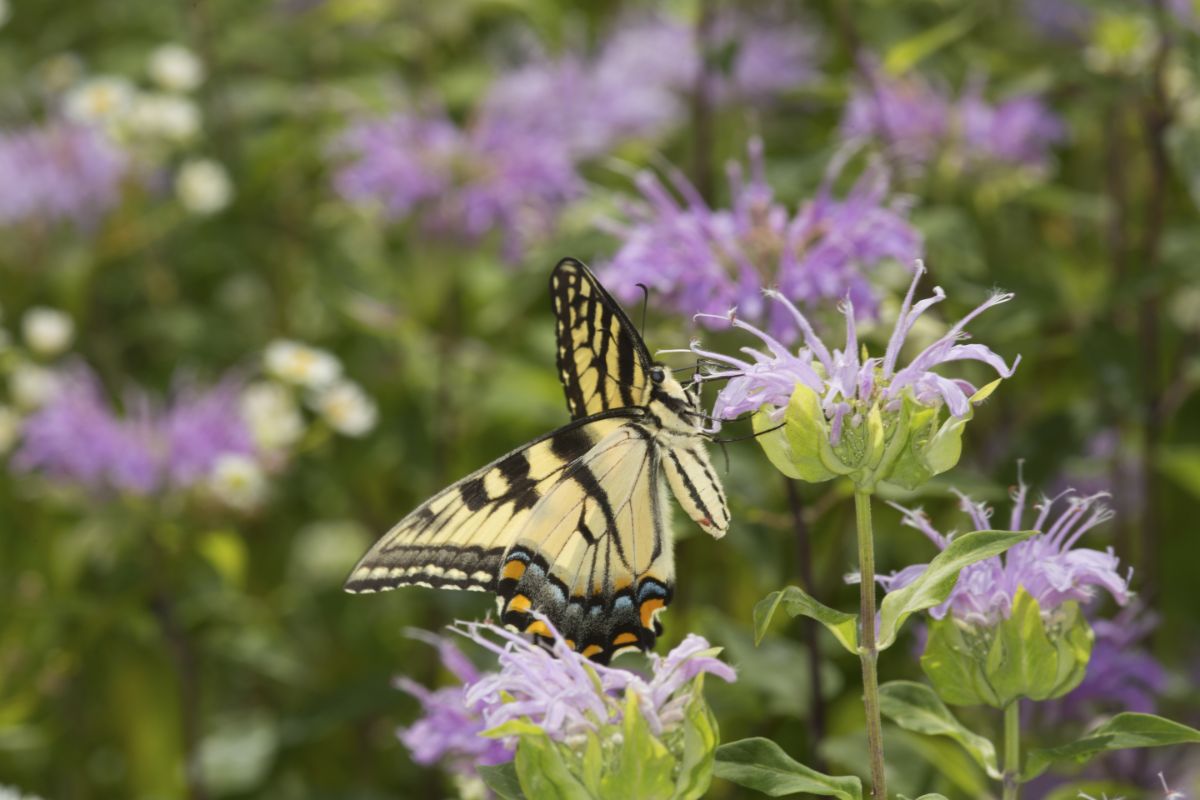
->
(921, 588, 1094, 709)
(691, 260, 1018, 491)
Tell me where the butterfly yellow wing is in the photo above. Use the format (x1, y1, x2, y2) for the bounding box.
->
(346, 257, 730, 664)
(551, 258, 653, 420)
(343, 411, 637, 594)
(496, 421, 673, 663)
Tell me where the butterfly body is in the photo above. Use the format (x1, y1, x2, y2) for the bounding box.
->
(345, 259, 728, 663)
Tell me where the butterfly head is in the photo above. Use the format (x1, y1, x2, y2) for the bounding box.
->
(647, 362, 706, 435)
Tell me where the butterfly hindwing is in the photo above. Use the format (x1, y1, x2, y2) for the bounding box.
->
(343, 411, 639, 594)
(496, 421, 673, 663)
(551, 258, 653, 420)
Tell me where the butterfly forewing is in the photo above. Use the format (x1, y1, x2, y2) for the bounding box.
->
(344, 411, 638, 594)
(551, 258, 653, 420)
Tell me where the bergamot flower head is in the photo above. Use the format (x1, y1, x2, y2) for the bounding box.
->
(691, 260, 1019, 491)
(881, 473, 1130, 707)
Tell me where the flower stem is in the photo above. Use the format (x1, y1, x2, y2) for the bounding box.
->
(1002, 700, 1021, 800)
(784, 479, 827, 770)
(854, 489, 887, 799)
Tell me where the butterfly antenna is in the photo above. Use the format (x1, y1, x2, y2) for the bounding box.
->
(636, 283, 650, 337)
(713, 422, 785, 445)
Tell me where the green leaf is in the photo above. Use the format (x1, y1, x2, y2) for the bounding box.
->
(876, 529, 1034, 650)
(1023, 713, 1200, 780)
(986, 588, 1062, 704)
(883, 10, 977, 74)
(673, 676, 720, 800)
(921, 615, 1001, 708)
(877, 396, 938, 491)
(753, 586, 858, 654)
(484, 718, 549, 739)
(599, 692, 674, 800)
(987, 592, 1093, 706)
(479, 762, 526, 800)
(714, 738, 863, 800)
(753, 383, 850, 483)
(513, 734, 595, 800)
(878, 681, 1000, 779)
(197, 529, 247, 588)
(752, 408, 804, 480)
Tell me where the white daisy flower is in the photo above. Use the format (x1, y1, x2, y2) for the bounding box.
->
(21, 307, 74, 357)
(311, 380, 377, 437)
(239, 381, 304, 450)
(63, 75, 135, 125)
(175, 159, 233, 215)
(208, 453, 266, 510)
(148, 43, 205, 92)
(127, 92, 201, 143)
(264, 339, 341, 388)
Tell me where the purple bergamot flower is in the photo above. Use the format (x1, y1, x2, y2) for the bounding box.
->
(691, 259, 1018, 433)
(12, 363, 256, 496)
(333, 109, 582, 262)
(600, 138, 921, 344)
(841, 66, 1063, 178)
(0, 122, 127, 229)
(878, 477, 1131, 625)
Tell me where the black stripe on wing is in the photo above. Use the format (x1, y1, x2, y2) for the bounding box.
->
(550, 258, 653, 420)
(343, 408, 643, 595)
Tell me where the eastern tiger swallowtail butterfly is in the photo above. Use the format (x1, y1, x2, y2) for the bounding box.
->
(344, 258, 730, 663)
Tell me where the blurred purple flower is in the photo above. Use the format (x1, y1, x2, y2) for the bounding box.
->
(600, 138, 921, 344)
(706, 12, 822, 103)
(0, 122, 127, 228)
(484, 19, 692, 158)
(394, 631, 513, 772)
(692, 260, 1017, 432)
(333, 110, 582, 261)
(12, 364, 255, 495)
(841, 68, 1062, 177)
(482, 13, 820, 159)
(459, 616, 735, 742)
(841, 69, 951, 173)
(332, 113, 457, 219)
(879, 477, 1131, 625)
(958, 82, 1065, 171)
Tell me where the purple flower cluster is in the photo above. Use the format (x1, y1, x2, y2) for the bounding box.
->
(333, 110, 581, 262)
(12, 364, 255, 494)
(463, 619, 735, 742)
(0, 122, 127, 228)
(601, 139, 921, 344)
(482, 14, 820, 159)
(393, 617, 735, 775)
(482, 19, 693, 160)
(335, 14, 822, 260)
(879, 478, 1131, 625)
(394, 632, 513, 772)
(692, 261, 1017, 433)
(841, 69, 1064, 177)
